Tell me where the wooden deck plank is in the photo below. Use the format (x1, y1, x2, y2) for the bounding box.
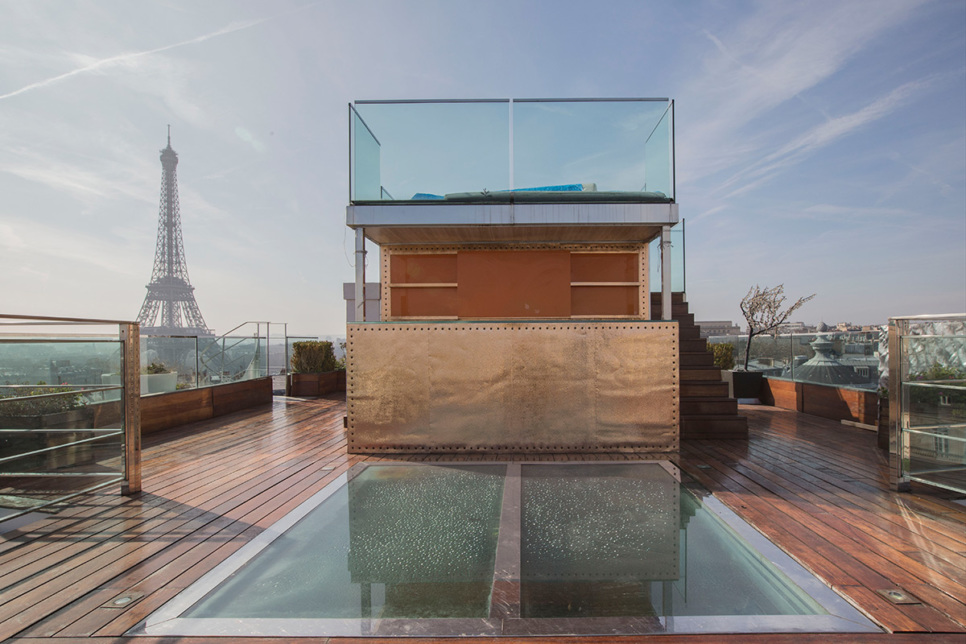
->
(1, 395, 964, 643)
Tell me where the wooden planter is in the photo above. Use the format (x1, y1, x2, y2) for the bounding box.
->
(287, 371, 346, 397)
(724, 370, 763, 399)
(878, 398, 890, 451)
(0, 409, 96, 470)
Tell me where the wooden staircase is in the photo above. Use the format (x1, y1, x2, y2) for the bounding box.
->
(651, 293, 748, 439)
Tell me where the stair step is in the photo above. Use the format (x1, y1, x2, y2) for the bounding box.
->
(649, 292, 686, 304)
(679, 368, 725, 381)
(679, 326, 701, 340)
(681, 397, 738, 415)
(680, 352, 715, 367)
(681, 415, 749, 440)
(682, 381, 729, 397)
(651, 302, 690, 317)
(680, 339, 709, 353)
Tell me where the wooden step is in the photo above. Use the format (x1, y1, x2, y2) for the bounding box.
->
(680, 351, 715, 367)
(681, 415, 749, 440)
(651, 302, 690, 317)
(649, 292, 686, 304)
(679, 368, 725, 381)
(678, 325, 701, 340)
(681, 381, 729, 397)
(680, 338, 708, 353)
(681, 397, 738, 415)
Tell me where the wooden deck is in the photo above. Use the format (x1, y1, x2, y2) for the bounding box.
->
(0, 396, 963, 643)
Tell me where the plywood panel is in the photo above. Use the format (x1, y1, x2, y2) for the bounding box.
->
(390, 287, 458, 317)
(570, 252, 638, 282)
(571, 285, 639, 316)
(347, 322, 678, 453)
(390, 254, 457, 283)
(457, 250, 570, 318)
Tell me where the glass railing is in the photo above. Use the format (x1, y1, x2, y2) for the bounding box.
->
(891, 315, 965, 494)
(649, 219, 685, 294)
(0, 315, 140, 526)
(708, 330, 881, 391)
(350, 99, 674, 204)
(142, 322, 292, 391)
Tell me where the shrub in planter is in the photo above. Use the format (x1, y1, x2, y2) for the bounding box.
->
(291, 341, 340, 374)
(711, 343, 735, 371)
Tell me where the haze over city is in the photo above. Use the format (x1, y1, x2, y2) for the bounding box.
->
(1, 0, 963, 336)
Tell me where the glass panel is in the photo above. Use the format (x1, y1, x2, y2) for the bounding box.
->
(519, 463, 824, 618)
(899, 323, 966, 492)
(514, 100, 672, 199)
(648, 222, 685, 294)
(351, 106, 382, 201)
(644, 103, 673, 198)
(184, 464, 506, 619)
(0, 333, 126, 521)
(140, 335, 200, 392)
(349, 99, 674, 204)
(351, 101, 510, 202)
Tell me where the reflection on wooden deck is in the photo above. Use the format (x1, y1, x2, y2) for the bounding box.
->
(0, 395, 963, 643)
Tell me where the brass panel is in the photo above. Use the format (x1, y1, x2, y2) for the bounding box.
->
(347, 322, 678, 453)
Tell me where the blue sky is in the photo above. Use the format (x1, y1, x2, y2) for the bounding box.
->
(1, 0, 963, 335)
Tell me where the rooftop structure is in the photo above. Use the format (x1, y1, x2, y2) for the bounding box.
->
(344, 99, 692, 453)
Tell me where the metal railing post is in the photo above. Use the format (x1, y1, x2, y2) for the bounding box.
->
(888, 319, 910, 492)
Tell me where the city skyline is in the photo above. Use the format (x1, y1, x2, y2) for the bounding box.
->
(1, 0, 963, 335)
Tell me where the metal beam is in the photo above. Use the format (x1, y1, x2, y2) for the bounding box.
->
(661, 225, 672, 321)
(355, 228, 367, 323)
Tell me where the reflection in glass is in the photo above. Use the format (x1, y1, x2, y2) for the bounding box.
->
(185, 464, 506, 619)
(520, 463, 822, 618)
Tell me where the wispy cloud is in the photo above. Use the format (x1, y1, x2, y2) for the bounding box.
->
(719, 77, 936, 198)
(0, 18, 267, 102)
(677, 0, 926, 187)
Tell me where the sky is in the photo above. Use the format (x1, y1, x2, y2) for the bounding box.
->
(1, 0, 963, 336)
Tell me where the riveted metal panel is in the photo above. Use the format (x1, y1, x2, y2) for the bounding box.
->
(346, 321, 678, 453)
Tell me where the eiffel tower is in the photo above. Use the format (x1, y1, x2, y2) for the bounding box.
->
(137, 127, 212, 336)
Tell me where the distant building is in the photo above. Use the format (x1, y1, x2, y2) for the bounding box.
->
(697, 321, 741, 338)
(783, 337, 869, 387)
(777, 321, 816, 334)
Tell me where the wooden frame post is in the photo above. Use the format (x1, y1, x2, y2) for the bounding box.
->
(121, 323, 142, 495)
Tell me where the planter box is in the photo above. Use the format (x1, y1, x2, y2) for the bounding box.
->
(878, 398, 890, 451)
(288, 371, 347, 397)
(724, 370, 763, 400)
(0, 409, 96, 470)
(142, 372, 178, 394)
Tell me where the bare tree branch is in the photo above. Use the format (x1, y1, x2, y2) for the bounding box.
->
(739, 284, 816, 370)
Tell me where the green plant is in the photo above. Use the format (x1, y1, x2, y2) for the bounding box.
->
(710, 342, 735, 370)
(291, 341, 339, 374)
(144, 361, 170, 375)
(0, 382, 83, 417)
(335, 340, 347, 370)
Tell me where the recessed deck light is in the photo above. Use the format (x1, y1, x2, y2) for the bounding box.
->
(876, 589, 921, 605)
(103, 592, 144, 609)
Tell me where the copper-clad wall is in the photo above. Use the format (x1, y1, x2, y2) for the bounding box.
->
(346, 322, 678, 453)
